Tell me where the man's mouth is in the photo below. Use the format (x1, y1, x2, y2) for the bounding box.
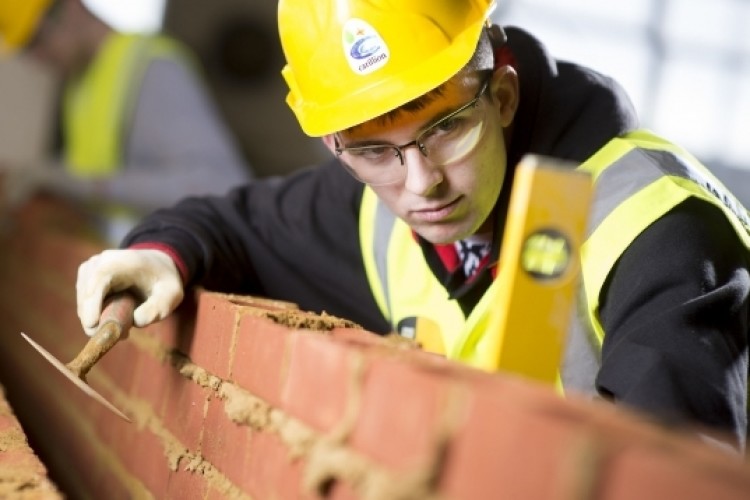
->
(410, 197, 462, 223)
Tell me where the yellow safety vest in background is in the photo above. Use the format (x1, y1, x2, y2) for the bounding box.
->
(360, 129, 750, 392)
(62, 33, 192, 176)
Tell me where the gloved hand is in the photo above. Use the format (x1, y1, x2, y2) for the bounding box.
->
(76, 248, 184, 336)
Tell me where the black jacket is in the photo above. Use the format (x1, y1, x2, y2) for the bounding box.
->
(123, 28, 748, 448)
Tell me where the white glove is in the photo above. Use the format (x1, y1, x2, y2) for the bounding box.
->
(76, 248, 184, 335)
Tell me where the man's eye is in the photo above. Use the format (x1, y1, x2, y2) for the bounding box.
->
(422, 117, 466, 142)
(435, 117, 462, 133)
(350, 146, 393, 160)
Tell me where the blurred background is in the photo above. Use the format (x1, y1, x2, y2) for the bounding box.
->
(492, 0, 750, 193)
(1, 0, 748, 183)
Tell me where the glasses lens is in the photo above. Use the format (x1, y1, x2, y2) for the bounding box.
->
(337, 146, 406, 186)
(336, 78, 489, 186)
(419, 100, 487, 166)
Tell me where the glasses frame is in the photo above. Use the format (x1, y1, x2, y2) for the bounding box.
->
(334, 74, 493, 185)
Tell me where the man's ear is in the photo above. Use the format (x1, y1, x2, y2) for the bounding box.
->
(321, 134, 337, 155)
(490, 65, 519, 128)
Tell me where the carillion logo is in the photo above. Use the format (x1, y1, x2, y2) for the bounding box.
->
(342, 18, 390, 75)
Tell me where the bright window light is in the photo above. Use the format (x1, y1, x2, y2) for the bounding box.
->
(83, 0, 166, 33)
(493, 0, 750, 172)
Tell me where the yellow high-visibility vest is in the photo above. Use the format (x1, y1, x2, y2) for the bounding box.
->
(62, 33, 193, 176)
(360, 129, 750, 392)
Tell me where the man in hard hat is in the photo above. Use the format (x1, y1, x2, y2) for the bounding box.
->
(0, 0, 252, 242)
(75, 0, 748, 450)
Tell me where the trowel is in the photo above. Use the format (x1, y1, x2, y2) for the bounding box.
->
(20, 291, 137, 422)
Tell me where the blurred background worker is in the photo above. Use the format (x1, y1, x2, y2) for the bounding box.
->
(0, 0, 253, 243)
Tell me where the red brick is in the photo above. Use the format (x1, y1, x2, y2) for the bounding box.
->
(66, 374, 113, 419)
(79, 369, 135, 427)
(77, 435, 132, 499)
(10, 283, 81, 360)
(438, 375, 577, 499)
(328, 481, 360, 500)
(282, 332, 358, 432)
(10, 246, 76, 304)
(95, 340, 141, 397)
(243, 430, 312, 499)
(128, 346, 172, 413)
(0, 414, 20, 433)
(166, 465, 210, 499)
(161, 373, 210, 451)
(205, 485, 232, 500)
(28, 232, 95, 286)
(349, 357, 451, 470)
(604, 445, 750, 500)
(142, 292, 199, 354)
(59, 429, 111, 495)
(0, 449, 39, 468)
(330, 327, 389, 349)
(188, 292, 238, 379)
(128, 429, 173, 495)
(141, 313, 182, 350)
(202, 396, 251, 488)
(107, 417, 141, 469)
(232, 314, 291, 406)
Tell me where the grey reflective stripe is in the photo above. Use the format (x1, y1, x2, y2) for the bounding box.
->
(373, 200, 397, 323)
(561, 288, 602, 395)
(585, 148, 662, 238)
(642, 149, 750, 231)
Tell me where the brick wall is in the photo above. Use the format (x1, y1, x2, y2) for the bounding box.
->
(0, 382, 61, 499)
(1, 194, 750, 499)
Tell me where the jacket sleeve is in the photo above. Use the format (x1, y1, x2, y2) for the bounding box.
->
(122, 159, 392, 333)
(596, 197, 749, 450)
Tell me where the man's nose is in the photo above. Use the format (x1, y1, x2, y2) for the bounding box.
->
(402, 147, 443, 195)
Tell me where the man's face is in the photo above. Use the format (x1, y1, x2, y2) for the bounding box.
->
(332, 71, 513, 245)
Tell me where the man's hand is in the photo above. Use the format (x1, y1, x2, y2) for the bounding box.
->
(76, 249, 184, 335)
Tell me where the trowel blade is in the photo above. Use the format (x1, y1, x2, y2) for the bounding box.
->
(20, 332, 131, 422)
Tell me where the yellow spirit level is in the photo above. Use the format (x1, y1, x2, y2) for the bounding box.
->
(477, 154, 593, 384)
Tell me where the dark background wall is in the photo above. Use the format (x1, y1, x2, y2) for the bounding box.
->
(162, 0, 329, 177)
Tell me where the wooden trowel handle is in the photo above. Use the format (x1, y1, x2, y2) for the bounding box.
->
(66, 291, 137, 380)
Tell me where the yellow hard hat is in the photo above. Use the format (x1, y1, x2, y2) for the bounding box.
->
(279, 0, 497, 137)
(0, 0, 53, 53)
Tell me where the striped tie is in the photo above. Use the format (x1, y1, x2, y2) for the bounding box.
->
(456, 239, 491, 279)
